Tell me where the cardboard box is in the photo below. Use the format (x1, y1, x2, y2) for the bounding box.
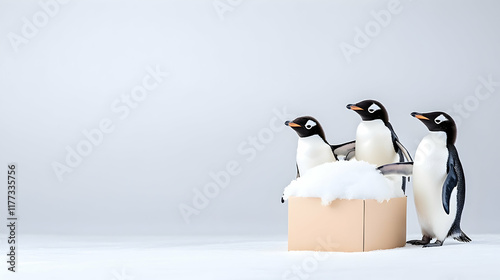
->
(288, 196, 406, 252)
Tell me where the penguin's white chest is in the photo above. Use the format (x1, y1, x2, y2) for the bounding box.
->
(413, 132, 456, 240)
(355, 120, 398, 166)
(296, 135, 335, 176)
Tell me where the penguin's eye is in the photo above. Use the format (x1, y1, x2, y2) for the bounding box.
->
(368, 103, 381, 113)
(304, 120, 317, 130)
(434, 114, 448, 124)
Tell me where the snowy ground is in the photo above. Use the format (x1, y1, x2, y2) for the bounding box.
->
(1, 234, 499, 280)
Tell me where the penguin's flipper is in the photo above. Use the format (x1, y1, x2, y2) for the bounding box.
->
(377, 162, 413, 176)
(345, 150, 356, 161)
(386, 122, 413, 162)
(442, 151, 459, 215)
(295, 163, 300, 178)
(395, 140, 413, 162)
(445, 145, 468, 238)
(331, 140, 355, 160)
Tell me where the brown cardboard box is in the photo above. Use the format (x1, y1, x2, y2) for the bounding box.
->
(288, 196, 406, 252)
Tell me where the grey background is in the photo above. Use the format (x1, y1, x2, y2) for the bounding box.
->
(0, 0, 499, 237)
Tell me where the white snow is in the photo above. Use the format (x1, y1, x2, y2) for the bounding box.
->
(1, 234, 499, 280)
(282, 160, 404, 205)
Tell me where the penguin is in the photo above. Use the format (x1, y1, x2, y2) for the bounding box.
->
(407, 111, 471, 247)
(285, 116, 335, 177)
(281, 116, 354, 203)
(346, 100, 412, 192)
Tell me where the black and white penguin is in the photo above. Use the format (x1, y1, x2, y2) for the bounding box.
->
(346, 100, 412, 192)
(285, 116, 336, 178)
(407, 111, 471, 247)
(281, 116, 354, 203)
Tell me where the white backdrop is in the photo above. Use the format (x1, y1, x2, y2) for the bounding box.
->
(0, 0, 499, 238)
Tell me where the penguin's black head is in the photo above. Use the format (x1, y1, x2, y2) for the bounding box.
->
(411, 111, 457, 145)
(285, 116, 326, 140)
(346, 100, 389, 123)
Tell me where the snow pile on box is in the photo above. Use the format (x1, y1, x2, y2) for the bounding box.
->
(282, 160, 404, 205)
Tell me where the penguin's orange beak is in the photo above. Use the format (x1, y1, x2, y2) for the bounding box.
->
(415, 115, 429, 120)
(411, 113, 429, 120)
(287, 122, 301, 127)
(347, 104, 363, 111)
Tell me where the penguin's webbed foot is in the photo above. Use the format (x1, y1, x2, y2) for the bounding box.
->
(407, 240, 429, 245)
(407, 235, 431, 245)
(423, 240, 443, 248)
(453, 232, 472, 243)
